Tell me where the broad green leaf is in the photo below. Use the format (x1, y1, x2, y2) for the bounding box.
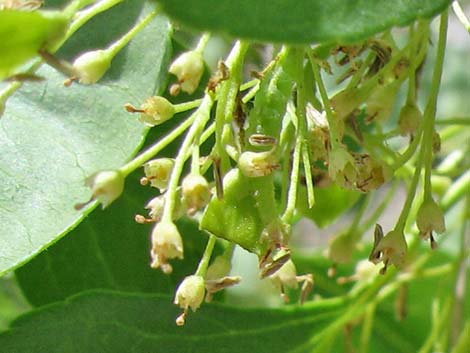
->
(157, 0, 452, 44)
(0, 10, 68, 79)
(297, 184, 360, 228)
(0, 290, 345, 353)
(15, 172, 211, 306)
(0, 2, 172, 275)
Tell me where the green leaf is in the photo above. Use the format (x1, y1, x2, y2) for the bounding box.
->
(0, 2, 172, 275)
(201, 168, 268, 255)
(0, 10, 68, 79)
(297, 184, 360, 228)
(15, 172, 210, 306)
(157, 0, 452, 44)
(0, 290, 344, 353)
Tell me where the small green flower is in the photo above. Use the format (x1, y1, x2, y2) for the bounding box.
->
(143, 158, 175, 191)
(238, 150, 279, 177)
(169, 50, 205, 94)
(76, 170, 124, 209)
(369, 225, 407, 274)
(73, 49, 112, 84)
(174, 275, 205, 325)
(151, 221, 184, 274)
(416, 198, 446, 248)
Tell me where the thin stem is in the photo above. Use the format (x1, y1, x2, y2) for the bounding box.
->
(106, 10, 159, 57)
(308, 52, 341, 148)
(281, 131, 301, 224)
(119, 114, 196, 176)
(395, 149, 423, 232)
(66, 0, 124, 39)
(436, 117, 470, 126)
(450, 190, 470, 345)
(195, 235, 217, 277)
(195, 33, 211, 54)
(161, 95, 214, 223)
(422, 10, 448, 200)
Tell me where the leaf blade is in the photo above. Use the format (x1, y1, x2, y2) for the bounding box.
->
(158, 0, 452, 44)
(0, 2, 172, 275)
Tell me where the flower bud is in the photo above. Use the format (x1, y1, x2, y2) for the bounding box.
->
(144, 193, 185, 222)
(151, 221, 183, 273)
(73, 49, 112, 84)
(238, 150, 279, 178)
(370, 229, 408, 274)
(139, 96, 175, 127)
(77, 170, 124, 209)
(398, 103, 422, 136)
(182, 174, 211, 214)
(142, 158, 174, 191)
(416, 198, 446, 248)
(174, 275, 205, 325)
(169, 50, 204, 94)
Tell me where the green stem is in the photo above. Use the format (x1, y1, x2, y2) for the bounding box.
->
(395, 148, 423, 232)
(436, 117, 470, 126)
(308, 52, 341, 148)
(422, 10, 448, 200)
(448, 190, 470, 346)
(214, 41, 249, 173)
(119, 114, 196, 176)
(161, 95, 214, 223)
(281, 48, 306, 223)
(195, 235, 217, 277)
(195, 33, 211, 54)
(106, 10, 158, 57)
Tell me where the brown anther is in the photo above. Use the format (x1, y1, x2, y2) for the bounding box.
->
(176, 310, 187, 326)
(327, 265, 337, 278)
(299, 274, 314, 305)
(134, 214, 154, 224)
(248, 134, 277, 147)
(250, 70, 264, 79)
(74, 197, 93, 211)
(170, 83, 181, 96)
(140, 177, 149, 186)
(213, 157, 224, 199)
(63, 77, 77, 87)
(124, 103, 144, 113)
(430, 234, 438, 250)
